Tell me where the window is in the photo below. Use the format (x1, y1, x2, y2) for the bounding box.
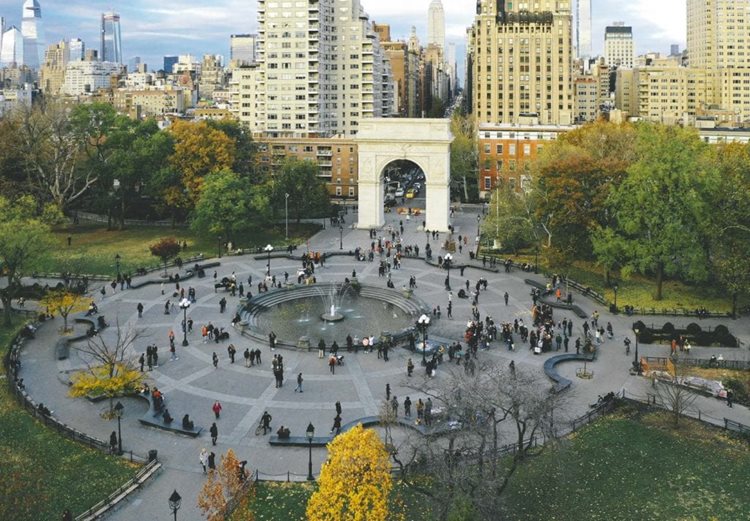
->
(523, 144, 531, 156)
(484, 177, 492, 190)
(496, 144, 503, 154)
(509, 143, 516, 155)
(484, 143, 491, 153)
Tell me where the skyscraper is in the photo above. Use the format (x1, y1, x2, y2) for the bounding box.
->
(21, 0, 45, 69)
(1, 26, 24, 67)
(427, 0, 445, 50)
(576, 0, 591, 59)
(163, 55, 178, 74)
(468, 0, 574, 126)
(604, 23, 634, 68)
(68, 38, 85, 61)
(100, 12, 122, 64)
(230, 34, 257, 66)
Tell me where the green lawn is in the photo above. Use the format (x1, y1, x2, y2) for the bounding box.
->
(0, 319, 139, 521)
(502, 410, 750, 521)
(42, 223, 321, 277)
(243, 409, 750, 521)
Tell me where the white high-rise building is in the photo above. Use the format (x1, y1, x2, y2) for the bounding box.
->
(68, 38, 85, 61)
(62, 60, 121, 96)
(0, 17, 5, 60)
(257, 0, 394, 137)
(576, 0, 592, 59)
(1, 26, 24, 67)
(230, 34, 257, 66)
(100, 12, 122, 65)
(427, 0, 445, 50)
(21, 0, 45, 69)
(605, 23, 634, 68)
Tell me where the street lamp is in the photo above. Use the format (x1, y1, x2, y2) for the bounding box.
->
(476, 214, 481, 237)
(417, 314, 431, 366)
(114, 253, 121, 279)
(534, 247, 539, 275)
(339, 224, 343, 250)
(285, 193, 290, 240)
(217, 235, 223, 259)
(179, 298, 190, 346)
(113, 401, 124, 455)
(168, 490, 182, 521)
(264, 244, 274, 275)
(306, 422, 315, 481)
(613, 284, 619, 313)
(633, 328, 641, 375)
(444, 253, 453, 291)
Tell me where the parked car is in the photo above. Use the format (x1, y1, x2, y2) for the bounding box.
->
(405, 188, 417, 199)
(395, 188, 405, 197)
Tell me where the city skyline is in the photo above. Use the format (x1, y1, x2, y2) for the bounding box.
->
(0, 0, 685, 70)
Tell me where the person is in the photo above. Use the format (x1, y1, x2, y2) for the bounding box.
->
(109, 431, 118, 454)
(425, 398, 433, 426)
(386, 383, 391, 401)
(208, 451, 216, 470)
(212, 401, 222, 419)
(328, 355, 337, 374)
(404, 396, 412, 418)
(137, 302, 143, 318)
(162, 408, 173, 424)
(138, 353, 145, 372)
(228, 344, 236, 364)
(504, 292, 509, 306)
(416, 398, 424, 424)
(261, 411, 272, 434)
(199, 448, 209, 473)
(727, 389, 734, 408)
(318, 339, 326, 359)
(407, 358, 414, 377)
(277, 425, 291, 439)
(182, 414, 194, 430)
(331, 414, 342, 435)
(212, 352, 219, 368)
(210, 422, 218, 445)
(295, 372, 304, 393)
(391, 396, 398, 416)
(335, 401, 342, 417)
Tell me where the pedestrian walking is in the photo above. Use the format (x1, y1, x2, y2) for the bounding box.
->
(386, 383, 391, 401)
(199, 448, 209, 473)
(210, 423, 218, 445)
(727, 389, 734, 408)
(331, 414, 342, 435)
(212, 352, 219, 368)
(335, 401, 342, 416)
(138, 353, 145, 372)
(228, 344, 236, 363)
(109, 431, 118, 454)
(407, 358, 414, 377)
(244, 348, 251, 367)
(137, 302, 143, 317)
(504, 292, 509, 305)
(318, 339, 326, 359)
(212, 401, 222, 419)
(208, 451, 216, 470)
(328, 355, 336, 374)
(404, 396, 412, 417)
(295, 372, 304, 393)
(391, 396, 398, 415)
(261, 411, 272, 434)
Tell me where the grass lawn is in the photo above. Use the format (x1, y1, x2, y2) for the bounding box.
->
(42, 223, 321, 277)
(502, 409, 750, 521)
(480, 249, 741, 314)
(0, 319, 139, 521)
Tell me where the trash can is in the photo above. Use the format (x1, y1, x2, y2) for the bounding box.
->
(148, 449, 158, 462)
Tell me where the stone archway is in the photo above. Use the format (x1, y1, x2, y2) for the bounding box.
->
(356, 119, 453, 232)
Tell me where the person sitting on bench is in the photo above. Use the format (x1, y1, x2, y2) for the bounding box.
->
(182, 414, 194, 430)
(276, 425, 291, 439)
(162, 408, 173, 424)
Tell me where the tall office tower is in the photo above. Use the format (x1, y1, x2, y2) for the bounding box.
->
(21, 0, 45, 69)
(427, 0, 445, 50)
(468, 0, 574, 126)
(604, 23, 634, 68)
(670, 44, 680, 56)
(40, 40, 68, 94)
(1, 26, 24, 67)
(257, 0, 394, 137)
(163, 55, 178, 74)
(687, 0, 750, 70)
(128, 56, 141, 72)
(230, 34, 257, 66)
(100, 12, 122, 64)
(576, 0, 591, 59)
(0, 17, 5, 61)
(68, 38, 85, 61)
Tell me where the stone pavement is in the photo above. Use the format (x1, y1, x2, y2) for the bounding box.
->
(15, 196, 750, 521)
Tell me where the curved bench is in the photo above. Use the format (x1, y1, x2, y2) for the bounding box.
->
(128, 262, 221, 289)
(137, 396, 202, 438)
(544, 353, 596, 393)
(525, 279, 589, 319)
(56, 316, 108, 360)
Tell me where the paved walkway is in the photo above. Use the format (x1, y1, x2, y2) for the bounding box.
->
(15, 197, 750, 521)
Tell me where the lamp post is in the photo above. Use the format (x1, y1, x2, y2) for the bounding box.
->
(444, 253, 452, 291)
(168, 490, 182, 521)
(613, 284, 619, 313)
(476, 214, 481, 237)
(417, 314, 431, 366)
(264, 244, 274, 275)
(534, 247, 539, 275)
(338, 224, 344, 250)
(633, 328, 641, 375)
(306, 422, 315, 481)
(113, 401, 123, 455)
(285, 193, 290, 240)
(114, 253, 121, 278)
(179, 298, 190, 346)
(217, 235, 223, 259)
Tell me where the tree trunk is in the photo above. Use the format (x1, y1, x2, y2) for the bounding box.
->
(732, 292, 738, 319)
(655, 263, 664, 301)
(1, 295, 12, 326)
(605, 269, 611, 287)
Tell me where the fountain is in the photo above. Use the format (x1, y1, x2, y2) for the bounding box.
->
(321, 303, 344, 323)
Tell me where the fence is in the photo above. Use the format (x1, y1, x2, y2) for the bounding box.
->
(75, 211, 182, 228)
(644, 356, 750, 371)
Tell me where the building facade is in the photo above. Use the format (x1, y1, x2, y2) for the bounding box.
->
(62, 60, 121, 96)
(21, 0, 45, 70)
(468, 0, 574, 126)
(604, 23, 634, 69)
(576, 0, 591, 59)
(230, 34, 257, 66)
(40, 40, 68, 95)
(100, 12, 122, 65)
(1, 26, 24, 67)
(427, 0, 445, 50)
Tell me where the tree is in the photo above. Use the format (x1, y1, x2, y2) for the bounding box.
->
(654, 356, 699, 427)
(306, 424, 392, 521)
(206, 119, 259, 179)
(191, 170, 258, 242)
(0, 196, 54, 326)
(272, 159, 330, 223)
(482, 185, 536, 253)
(450, 112, 478, 202)
(149, 237, 182, 276)
(69, 323, 145, 415)
(198, 448, 254, 521)
(594, 124, 716, 300)
(40, 289, 88, 332)
(169, 120, 236, 204)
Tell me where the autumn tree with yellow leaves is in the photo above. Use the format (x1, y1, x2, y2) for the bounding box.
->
(198, 448, 254, 521)
(306, 424, 392, 521)
(40, 289, 88, 332)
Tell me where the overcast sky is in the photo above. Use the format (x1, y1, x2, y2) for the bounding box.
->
(0, 0, 686, 70)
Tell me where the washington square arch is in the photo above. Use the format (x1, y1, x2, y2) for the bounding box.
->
(356, 119, 453, 232)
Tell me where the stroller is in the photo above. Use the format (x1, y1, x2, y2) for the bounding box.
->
(336, 355, 345, 366)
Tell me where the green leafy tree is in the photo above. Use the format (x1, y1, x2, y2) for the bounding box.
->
(482, 185, 536, 253)
(206, 119, 259, 179)
(450, 112, 478, 202)
(594, 124, 716, 300)
(149, 237, 182, 276)
(272, 159, 330, 223)
(191, 170, 260, 242)
(0, 196, 55, 326)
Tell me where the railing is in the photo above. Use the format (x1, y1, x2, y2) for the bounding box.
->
(74, 210, 183, 228)
(644, 356, 750, 371)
